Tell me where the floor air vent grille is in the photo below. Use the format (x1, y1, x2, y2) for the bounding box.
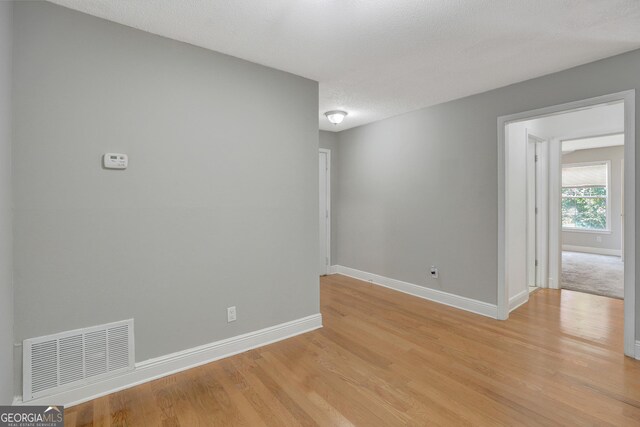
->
(23, 319, 134, 401)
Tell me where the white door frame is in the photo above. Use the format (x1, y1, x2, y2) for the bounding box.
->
(535, 135, 550, 288)
(497, 90, 636, 358)
(526, 132, 537, 289)
(319, 149, 331, 275)
(547, 138, 562, 290)
(622, 158, 625, 262)
(526, 133, 549, 290)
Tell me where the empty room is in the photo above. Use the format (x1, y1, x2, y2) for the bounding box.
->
(1, 1, 640, 426)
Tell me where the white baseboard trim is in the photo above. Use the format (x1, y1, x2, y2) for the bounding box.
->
(13, 313, 322, 408)
(509, 289, 529, 312)
(333, 265, 497, 319)
(328, 265, 339, 275)
(635, 341, 640, 360)
(562, 244, 622, 257)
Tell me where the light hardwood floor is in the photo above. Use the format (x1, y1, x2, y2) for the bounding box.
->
(66, 274, 640, 426)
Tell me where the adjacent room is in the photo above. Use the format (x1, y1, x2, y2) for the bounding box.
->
(504, 102, 626, 303)
(1, 1, 640, 425)
(562, 133, 625, 299)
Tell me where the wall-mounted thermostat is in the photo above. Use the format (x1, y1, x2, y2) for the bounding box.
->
(103, 153, 128, 169)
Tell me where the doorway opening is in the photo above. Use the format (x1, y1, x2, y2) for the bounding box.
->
(560, 134, 624, 299)
(319, 149, 331, 276)
(498, 91, 636, 357)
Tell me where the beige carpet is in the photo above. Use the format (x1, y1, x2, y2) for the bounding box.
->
(561, 251, 623, 299)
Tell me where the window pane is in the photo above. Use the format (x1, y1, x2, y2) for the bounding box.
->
(562, 196, 607, 230)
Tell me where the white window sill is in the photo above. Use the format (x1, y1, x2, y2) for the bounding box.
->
(562, 228, 611, 235)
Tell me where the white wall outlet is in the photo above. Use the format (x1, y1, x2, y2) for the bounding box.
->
(595, 236, 602, 243)
(430, 266, 439, 279)
(227, 306, 237, 323)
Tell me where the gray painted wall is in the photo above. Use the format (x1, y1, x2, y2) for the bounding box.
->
(335, 47, 640, 329)
(562, 146, 624, 251)
(319, 131, 338, 263)
(12, 1, 318, 395)
(0, 0, 14, 406)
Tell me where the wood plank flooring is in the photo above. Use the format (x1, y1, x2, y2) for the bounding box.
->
(66, 274, 640, 426)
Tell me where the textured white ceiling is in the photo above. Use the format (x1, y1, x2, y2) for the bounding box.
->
(562, 134, 624, 153)
(522, 102, 624, 141)
(47, 0, 640, 131)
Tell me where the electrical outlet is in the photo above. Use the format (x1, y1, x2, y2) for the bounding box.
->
(595, 236, 602, 243)
(430, 266, 439, 279)
(227, 306, 237, 323)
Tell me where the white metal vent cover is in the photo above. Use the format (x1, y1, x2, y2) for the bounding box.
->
(23, 319, 134, 402)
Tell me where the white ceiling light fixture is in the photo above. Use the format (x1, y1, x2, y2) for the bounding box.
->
(325, 110, 348, 125)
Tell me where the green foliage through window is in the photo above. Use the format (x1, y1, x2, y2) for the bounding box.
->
(561, 186, 607, 230)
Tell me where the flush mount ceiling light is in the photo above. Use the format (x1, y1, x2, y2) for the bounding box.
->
(325, 110, 348, 125)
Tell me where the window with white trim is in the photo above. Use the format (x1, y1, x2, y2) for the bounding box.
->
(561, 161, 609, 231)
